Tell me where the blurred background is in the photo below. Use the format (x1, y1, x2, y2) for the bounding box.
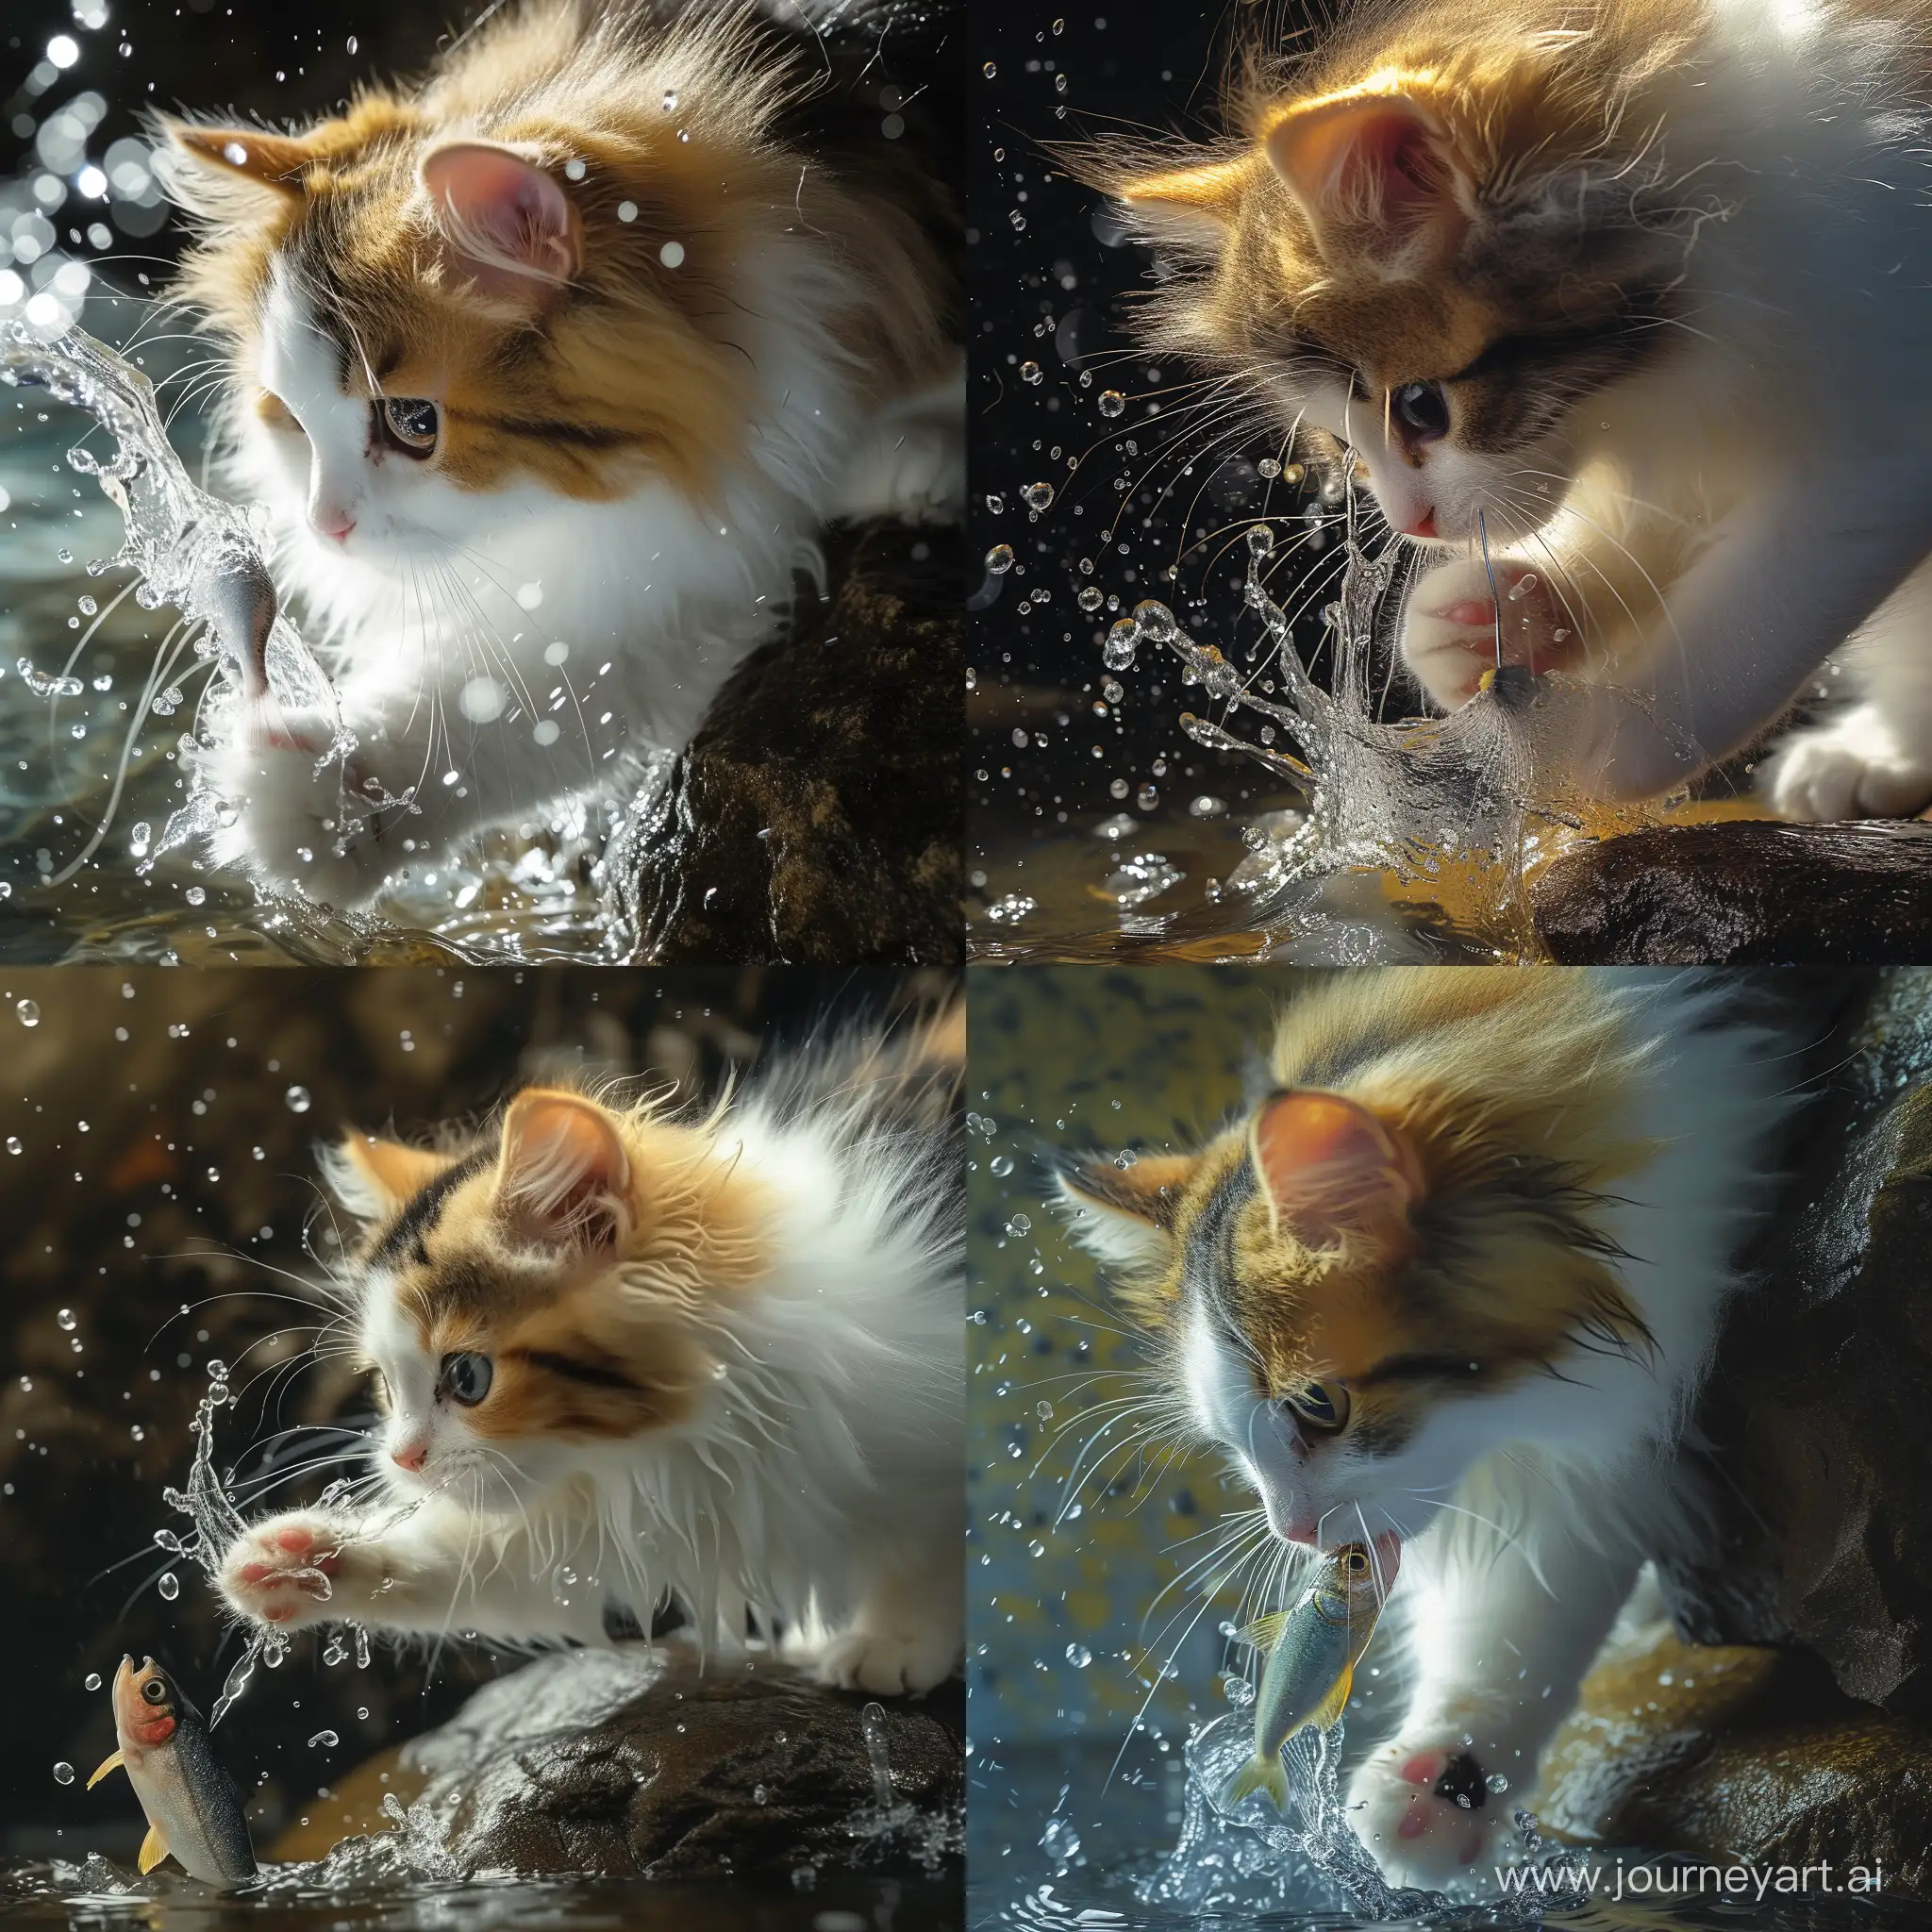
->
(0, 962, 949, 1860)
(965, 967, 1428, 1903)
(969, 5, 1382, 957)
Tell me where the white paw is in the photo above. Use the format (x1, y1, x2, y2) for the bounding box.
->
(1761, 708, 1932, 821)
(218, 1510, 361, 1632)
(1346, 1741, 1510, 1890)
(815, 1625, 960, 1697)
(829, 423, 964, 525)
(1400, 557, 1572, 710)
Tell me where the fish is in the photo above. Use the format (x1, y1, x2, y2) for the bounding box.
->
(1224, 1535, 1400, 1812)
(88, 1655, 256, 1888)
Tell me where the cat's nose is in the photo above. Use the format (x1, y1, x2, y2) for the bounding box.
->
(311, 506, 357, 543)
(391, 1440, 428, 1473)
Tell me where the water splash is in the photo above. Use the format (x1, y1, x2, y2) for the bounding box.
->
(0, 319, 348, 884)
(1114, 516, 1687, 939)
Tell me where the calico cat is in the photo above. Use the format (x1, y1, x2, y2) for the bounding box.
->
(1054, 971, 1790, 1887)
(158, 0, 961, 906)
(1074, 0, 1932, 817)
(217, 1000, 965, 1697)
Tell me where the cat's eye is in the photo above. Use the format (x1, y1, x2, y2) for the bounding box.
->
(1393, 381, 1450, 442)
(141, 1677, 168, 1705)
(378, 396, 439, 458)
(440, 1350, 492, 1406)
(1282, 1380, 1350, 1433)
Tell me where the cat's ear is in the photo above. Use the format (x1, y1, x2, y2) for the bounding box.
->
(160, 121, 319, 199)
(1108, 154, 1251, 242)
(497, 1089, 631, 1247)
(1262, 89, 1471, 270)
(417, 141, 583, 307)
(1251, 1091, 1424, 1244)
(326, 1132, 454, 1223)
(1052, 1151, 1197, 1278)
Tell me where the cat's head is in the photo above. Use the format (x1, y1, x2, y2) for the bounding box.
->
(1055, 1084, 1649, 1550)
(153, 63, 783, 587)
(1074, 22, 1705, 544)
(324, 1086, 767, 1508)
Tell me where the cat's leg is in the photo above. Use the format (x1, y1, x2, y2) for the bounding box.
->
(825, 356, 965, 526)
(815, 1521, 964, 1698)
(215, 1503, 610, 1647)
(1399, 556, 1580, 709)
(1344, 1493, 1638, 1890)
(1758, 557, 1932, 819)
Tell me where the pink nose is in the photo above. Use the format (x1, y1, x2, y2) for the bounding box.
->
(391, 1441, 427, 1473)
(311, 508, 356, 542)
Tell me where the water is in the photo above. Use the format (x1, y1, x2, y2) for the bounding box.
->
(0, 313, 649, 963)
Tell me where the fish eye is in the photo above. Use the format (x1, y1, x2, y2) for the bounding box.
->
(1283, 1380, 1350, 1433)
(141, 1677, 168, 1705)
(1344, 1548, 1369, 1573)
(378, 396, 439, 458)
(1393, 381, 1449, 443)
(440, 1351, 492, 1407)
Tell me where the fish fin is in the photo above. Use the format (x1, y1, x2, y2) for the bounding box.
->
(1224, 1754, 1292, 1812)
(85, 1751, 124, 1790)
(1235, 1611, 1292, 1654)
(138, 1822, 170, 1875)
(1309, 1663, 1355, 1731)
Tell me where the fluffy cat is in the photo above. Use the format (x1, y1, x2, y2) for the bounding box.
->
(158, 0, 962, 907)
(217, 999, 965, 1697)
(1054, 970, 1791, 1889)
(1075, 0, 1932, 818)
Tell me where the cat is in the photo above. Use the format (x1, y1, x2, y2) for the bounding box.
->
(1052, 969, 1792, 1889)
(157, 0, 962, 908)
(216, 997, 965, 1697)
(1072, 0, 1932, 818)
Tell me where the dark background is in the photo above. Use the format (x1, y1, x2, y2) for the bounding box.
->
(0, 964, 947, 1858)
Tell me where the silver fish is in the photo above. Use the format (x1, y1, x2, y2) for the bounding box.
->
(1224, 1536, 1399, 1810)
(88, 1655, 256, 1888)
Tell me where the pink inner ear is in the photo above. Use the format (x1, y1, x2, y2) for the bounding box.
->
(418, 142, 581, 291)
(1266, 97, 1458, 249)
(1252, 1091, 1422, 1240)
(502, 1095, 629, 1239)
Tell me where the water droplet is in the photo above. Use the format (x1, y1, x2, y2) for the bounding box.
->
(52, 1762, 74, 1785)
(84, 1673, 102, 1691)
(1103, 621, 1138, 672)
(982, 59, 996, 76)
(989, 1154, 1014, 1177)
(357, 1706, 369, 1721)
(1064, 1642, 1092, 1668)
(1077, 585, 1104, 612)
(1507, 573, 1540, 600)
(183, 885, 205, 908)
(285, 1086, 312, 1113)
(208, 1358, 227, 1382)
(1021, 481, 1055, 512)
(984, 543, 1014, 575)
(157, 1573, 178, 1600)
(56, 1308, 75, 1331)
(5, 1139, 19, 1156)
(753, 1783, 769, 1805)
(77, 594, 96, 616)
(308, 1730, 339, 1749)
(346, 34, 358, 53)
(661, 90, 678, 111)
(1486, 1772, 1511, 1794)
(1019, 359, 1042, 385)
(1257, 456, 1282, 478)
(16, 999, 39, 1028)
(1097, 389, 1125, 418)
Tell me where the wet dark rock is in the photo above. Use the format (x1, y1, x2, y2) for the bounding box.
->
(1531, 820, 1932, 963)
(1541, 1624, 1932, 1891)
(1655, 968, 1932, 1723)
(341, 1647, 962, 1881)
(608, 520, 964, 965)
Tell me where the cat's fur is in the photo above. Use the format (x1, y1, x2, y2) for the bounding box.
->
(159, 0, 962, 906)
(217, 999, 965, 1697)
(1055, 970, 1791, 1888)
(1075, 0, 1932, 816)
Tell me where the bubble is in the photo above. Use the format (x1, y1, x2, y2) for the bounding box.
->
(6, 1139, 20, 1156)
(16, 999, 40, 1027)
(128, 822, 151, 858)
(1064, 1642, 1092, 1668)
(285, 1086, 312, 1113)
(308, 1730, 339, 1749)
(1021, 482, 1055, 514)
(984, 543, 1015, 575)
(77, 594, 96, 616)
(208, 1359, 228, 1382)
(183, 886, 205, 907)
(1019, 359, 1042, 385)
(56, 1308, 75, 1331)
(52, 1762, 75, 1785)
(1077, 585, 1104, 612)
(357, 1707, 369, 1721)
(1097, 389, 1125, 418)
(157, 1572, 178, 1600)
(1257, 457, 1281, 478)
(989, 1155, 1014, 1177)
(84, 1673, 101, 1691)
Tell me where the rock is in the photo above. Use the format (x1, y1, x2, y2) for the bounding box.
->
(1531, 820, 1932, 962)
(608, 520, 964, 965)
(1655, 968, 1932, 1722)
(1539, 1622, 1932, 1891)
(345, 1646, 963, 1881)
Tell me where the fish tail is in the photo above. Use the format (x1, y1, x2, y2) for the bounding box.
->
(1224, 1754, 1291, 1812)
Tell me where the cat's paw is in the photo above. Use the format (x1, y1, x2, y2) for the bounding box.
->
(1346, 1742, 1508, 1890)
(816, 1625, 960, 1698)
(218, 1511, 361, 1631)
(1400, 558, 1572, 710)
(200, 734, 394, 908)
(1760, 708, 1932, 821)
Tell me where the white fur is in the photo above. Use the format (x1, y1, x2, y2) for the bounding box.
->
(199, 216, 960, 905)
(219, 1050, 964, 1697)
